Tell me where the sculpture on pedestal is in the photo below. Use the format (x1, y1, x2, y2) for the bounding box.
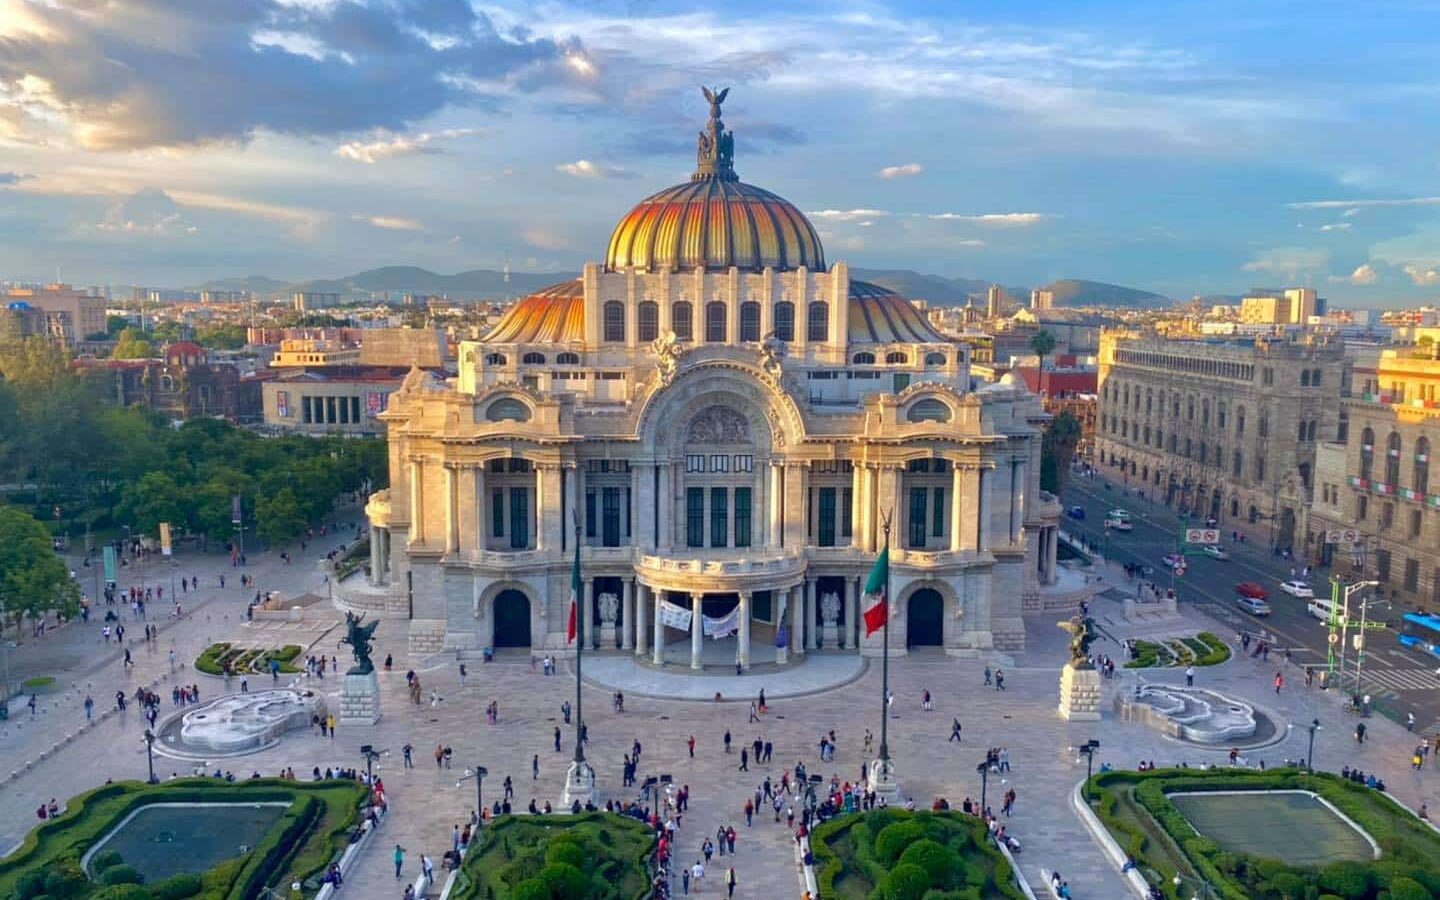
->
(1058, 614, 1096, 669)
(341, 612, 379, 675)
(598, 592, 619, 625)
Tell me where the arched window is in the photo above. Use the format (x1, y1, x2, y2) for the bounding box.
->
(1248, 505, 1259, 524)
(1301, 370, 1311, 387)
(1306, 420, 1318, 442)
(1202, 399, 1210, 426)
(1217, 402, 1227, 429)
(773, 301, 795, 341)
(603, 301, 625, 342)
(1360, 427, 1375, 480)
(158, 374, 174, 392)
(1337, 409, 1349, 442)
(1385, 432, 1402, 486)
(1230, 497, 1240, 517)
(1312, 369, 1322, 387)
(885, 351, 909, 364)
(485, 353, 507, 366)
(925, 352, 946, 366)
(1145, 390, 1153, 414)
(1258, 412, 1269, 439)
(1235, 406, 1246, 436)
(556, 352, 579, 365)
(906, 398, 952, 423)
(1415, 437, 1431, 496)
(522, 352, 546, 365)
(638, 301, 659, 342)
(739, 301, 761, 342)
(486, 398, 532, 422)
(852, 352, 876, 365)
(1186, 396, 1195, 421)
(705, 302, 727, 342)
(671, 302, 693, 341)
(1232, 450, 1242, 477)
(807, 301, 829, 342)
(1297, 420, 1308, 442)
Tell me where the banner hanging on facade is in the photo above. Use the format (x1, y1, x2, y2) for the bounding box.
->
(703, 605, 740, 639)
(159, 522, 172, 557)
(657, 599, 692, 631)
(276, 390, 290, 418)
(102, 546, 117, 585)
(367, 392, 387, 418)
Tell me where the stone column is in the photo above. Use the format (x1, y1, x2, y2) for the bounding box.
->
(775, 588, 790, 665)
(851, 463, 865, 549)
(378, 529, 389, 582)
(444, 465, 460, 554)
(960, 467, 980, 550)
(637, 464, 656, 551)
(582, 577, 594, 650)
(690, 592, 704, 669)
(950, 462, 965, 551)
(784, 462, 807, 548)
(564, 462, 579, 551)
(658, 463, 674, 551)
(634, 583, 649, 656)
(622, 578, 635, 650)
(844, 576, 858, 649)
(471, 466, 485, 554)
(533, 465, 546, 551)
(804, 577, 818, 650)
(769, 462, 784, 549)
(877, 465, 900, 534)
(1046, 526, 1060, 584)
(977, 466, 991, 551)
(408, 458, 424, 545)
(1013, 459, 1027, 545)
(790, 584, 805, 656)
(753, 466, 766, 548)
(369, 525, 383, 584)
(652, 590, 665, 665)
(737, 590, 751, 669)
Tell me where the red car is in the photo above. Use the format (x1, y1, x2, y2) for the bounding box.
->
(1235, 582, 1269, 600)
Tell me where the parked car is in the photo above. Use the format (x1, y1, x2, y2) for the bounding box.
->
(1235, 582, 1269, 600)
(1201, 545, 1229, 561)
(1235, 595, 1272, 616)
(1279, 580, 1314, 599)
(1066, 505, 1086, 520)
(1161, 553, 1186, 571)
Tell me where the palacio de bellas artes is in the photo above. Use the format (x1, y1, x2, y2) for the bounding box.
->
(360, 91, 1061, 668)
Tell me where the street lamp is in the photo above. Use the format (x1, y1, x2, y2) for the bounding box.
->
(1306, 719, 1322, 771)
(1077, 740, 1101, 798)
(457, 765, 487, 821)
(360, 744, 386, 783)
(142, 729, 159, 784)
(976, 760, 991, 814)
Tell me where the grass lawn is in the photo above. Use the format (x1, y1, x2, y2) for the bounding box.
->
(810, 809, 1027, 900)
(0, 778, 366, 900)
(451, 813, 655, 900)
(194, 642, 303, 676)
(1169, 791, 1374, 867)
(1125, 632, 1231, 668)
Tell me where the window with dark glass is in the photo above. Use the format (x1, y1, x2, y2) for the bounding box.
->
(638, 302, 659, 342)
(710, 487, 728, 547)
(818, 487, 836, 547)
(672, 302, 693, 340)
(585, 490, 597, 538)
(774, 302, 794, 341)
(509, 487, 528, 549)
(603, 301, 625, 342)
(740, 302, 760, 342)
(807, 302, 828, 341)
(602, 487, 622, 547)
(706, 302, 726, 342)
(908, 487, 927, 548)
(932, 487, 945, 537)
(491, 490, 504, 538)
(841, 487, 853, 537)
(687, 488, 704, 548)
(735, 487, 751, 548)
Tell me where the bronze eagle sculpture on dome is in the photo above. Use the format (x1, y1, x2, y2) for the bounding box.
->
(703, 85, 729, 118)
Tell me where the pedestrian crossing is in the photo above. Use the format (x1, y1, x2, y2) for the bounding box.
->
(1354, 667, 1439, 694)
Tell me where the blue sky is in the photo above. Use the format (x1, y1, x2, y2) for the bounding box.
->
(1, 0, 1438, 305)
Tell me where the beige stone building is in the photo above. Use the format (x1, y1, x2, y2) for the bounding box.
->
(1309, 350, 1440, 606)
(1094, 331, 1347, 549)
(2, 284, 106, 345)
(365, 95, 1059, 661)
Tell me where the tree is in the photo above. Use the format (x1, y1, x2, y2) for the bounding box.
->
(111, 328, 156, 359)
(1041, 410, 1082, 494)
(256, 487, 307, 545)
(1028, 329, 1057, 395)
(116, 471, 185, 536)
(195, 323, 248, 350)
(0, 504, 82, 622)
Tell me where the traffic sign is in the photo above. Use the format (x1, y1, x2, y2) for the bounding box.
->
(1328, 633, 1339, 644)
(1325, 529, 1359, 544)
(1184, 528, 1220, 544)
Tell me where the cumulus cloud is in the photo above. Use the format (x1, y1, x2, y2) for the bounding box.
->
(354, 214, 424, 232)
(1404, 264, 1440, 286)
(1288, 197, 1440, 210)
(1348, 264, 1378, 285)
(95, 187, 186, 235)
(809, 209, 891, 222)
(0, 0, 570, 149)
(0, 172, 32, 186)
(335, 128, 476, 163)
(877, 163, 923, 179)
(1241, 247, 1330, 279)
(1319, 222, 1351, 232)
(928, 212, 1048, 227)
(556, 159, 634, 179)
(522, 226, 568, 250)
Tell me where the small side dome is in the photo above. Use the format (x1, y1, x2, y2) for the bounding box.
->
(999, 371, 1027, 390)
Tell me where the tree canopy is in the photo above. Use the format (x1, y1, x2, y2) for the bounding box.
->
(110, 328, 156, 359)
(1040, 410, 1082, 494)
(0, 504, 82, 620)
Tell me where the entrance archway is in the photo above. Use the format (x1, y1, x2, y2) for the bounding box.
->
(492, 590, 531, 648)
(1277, 508, 1296, 551)
(906, 589, 943, 648)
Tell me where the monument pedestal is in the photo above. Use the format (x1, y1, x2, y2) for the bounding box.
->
(1058, 663, 1102, 721)
(775, 646, 789, 665)
(339, 671, 381, 726)
(821, 624, 840, 649)
(866, 757, 900, 801)
(599, 624, 618, 650)
(561, 759, 596, 811)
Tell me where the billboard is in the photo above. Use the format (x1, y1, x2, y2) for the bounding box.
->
(159, 522, 172, 557)
(276, 390, 290, 418)
(366, 391, 387, 418)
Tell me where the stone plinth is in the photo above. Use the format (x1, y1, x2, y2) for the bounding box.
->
(1058, 662, 1102, 721)
(561, 759, 596, 810)
(866, 756, 900, 801)
(820, 624, 840, 649)
(599, 624, 619, 650)
(339, 671, 382, 726)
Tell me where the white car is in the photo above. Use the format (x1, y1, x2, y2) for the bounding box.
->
(1279, 579, 1314, 598)
(1235, 596, 1271, 616)
(1201, 545, 1229, 561)
(1105, 518, 1133, 532)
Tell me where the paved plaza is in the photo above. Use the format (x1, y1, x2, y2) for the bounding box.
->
(2, 533, 1437, 900)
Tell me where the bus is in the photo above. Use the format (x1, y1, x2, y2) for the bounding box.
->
(1397, 612, 1440, 661)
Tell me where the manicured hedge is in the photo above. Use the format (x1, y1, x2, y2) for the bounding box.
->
(1125, 632, 1230, 668)
(194, 643, 303, 676)
(1088, 767, 1440, 900)
(450, 813, 655, 900)
(0, 779, 366, 900)
(810, 809, 1027, 900)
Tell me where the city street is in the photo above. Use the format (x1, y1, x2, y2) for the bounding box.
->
(1061, 473, 1440, 734)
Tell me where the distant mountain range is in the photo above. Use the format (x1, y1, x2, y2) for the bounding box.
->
(194, 266, 1171, 309)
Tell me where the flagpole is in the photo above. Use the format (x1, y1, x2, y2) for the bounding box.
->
(572, 518, 585, 769)
(879, 510, 892, 768)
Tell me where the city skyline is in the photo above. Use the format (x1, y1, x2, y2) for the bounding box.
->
(1, 0, 1438, 306)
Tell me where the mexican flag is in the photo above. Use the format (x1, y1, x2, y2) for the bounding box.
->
(862, 545, 889, 637)
(567, 540, 580, 644)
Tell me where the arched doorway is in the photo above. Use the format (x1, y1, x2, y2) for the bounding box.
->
(1277, 508, 1296, 552)
(492, 590, 531, 648)
(907, 589, 943, 648)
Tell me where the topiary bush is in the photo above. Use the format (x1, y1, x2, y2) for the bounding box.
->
(544, 840, 588, 872)
(90, 886, 152, 900)
(874, 821, 926, 866)
(538, 862, 588, 897)
(99, 864, 141, 886)
(1319, 860, 1372, 900)
(1387, 877, 1431, 900)
(897, 839, 958, 890)
(150, 872, 204, 900)
(90, 851, 124, 872)
(509, 879, 550, 900)
(881, 862, 932, 900)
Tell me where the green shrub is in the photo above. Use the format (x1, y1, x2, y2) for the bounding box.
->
(91, 850, 125, 872)
(43, 857, 89, 899)
(544, 841, 588, 872)
(100, 864, 141, 885)
(881, 863, 931, 900)
(897, 839, 957, 889)
(539, 861, 588, 897)
(150, 873, 204, 900)
(90, 886, 152, 900)
(15, 871, 45, 900)
(1387, 877, 1430, 900)
(874, 821, 927, 866)
(509, 879, 550, 900)
(1319, 861, 1371, 899)
(22, 676, 55, 690)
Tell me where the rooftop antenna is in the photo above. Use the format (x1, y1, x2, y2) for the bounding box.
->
(503, 252, 512, 303)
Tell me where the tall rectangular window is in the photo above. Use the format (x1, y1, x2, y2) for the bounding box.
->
(602, 487, 622, 547)
(735, 487, 752, 548)
(818, 487, 837, 547)
(509, 487, 529, 549)
(932, 487, 945, 537)
(841, 487, 853, 537)
(710, 487, 728, 547)
(585, 490, 597, 538)
(1376, 548, 1392, 584)
(491, 490, 504, 538)
(351, 396, 361, 422)
(908, 487, 928, 548)
(687, 488, 704, 548)
(302, 396, 312, 424)
(1404, 557, 1420, 592)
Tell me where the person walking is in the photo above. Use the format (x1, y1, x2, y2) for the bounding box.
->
(921, 688, 932, 711)
(393, 844, 406, 879)
(994, 668, 1005, 690)
(724, 729, 732, 754)
(1273, 672, 1284, 694)
(949, 718, 962, 743)
(84, 694, 94, 721)
(748, 701, 759, 723)
(1355, 722, 1367, 745)
(532, 754, 540, 780)
(983, 666, 992, 686)
(739, 748, 748, 772)
(692, 859, 705, 893)
(688, 734, 696, 758)
(725, 866, 737, 898)
(1185, 665, 1195, 687)
(555, 726, 563, 753)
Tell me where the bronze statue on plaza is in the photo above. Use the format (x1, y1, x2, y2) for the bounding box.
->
(341, 611, 380, 675)
(1058, 614, 1097, 669)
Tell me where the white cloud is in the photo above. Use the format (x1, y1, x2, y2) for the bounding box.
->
(556, 159, 633, 179)
(1241, 247, 1330, 278)
(522, 226, 568, 250)
(353, 214, 424, 232)
(1348, 264, 1378, 285)
(927, 212, 1048, 227)
(877, 163, 923, 179)
(1319, 222, 1351, 232)
(952, 240, 986, 248)
(809, 209, 891, 222)
(1288, 197, 1440, 210)
(1404, 264, 1440, 286)
(335, 129, 476, 164)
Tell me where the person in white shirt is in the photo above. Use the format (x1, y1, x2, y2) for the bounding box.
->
(691, 860, 704, 892)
